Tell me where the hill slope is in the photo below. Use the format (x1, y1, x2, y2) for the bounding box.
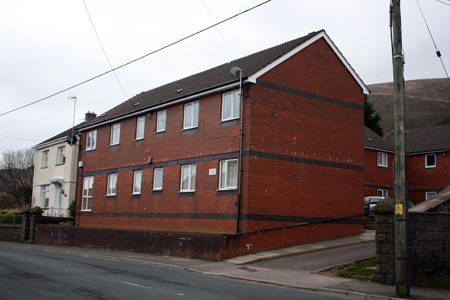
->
(367, 78, 450, 136)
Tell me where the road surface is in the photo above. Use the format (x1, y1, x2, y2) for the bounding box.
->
(0, 242, 351, 300)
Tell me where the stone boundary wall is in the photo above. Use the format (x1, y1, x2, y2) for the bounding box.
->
(408, 212, 450, 288)
(0, 224, 22, 242)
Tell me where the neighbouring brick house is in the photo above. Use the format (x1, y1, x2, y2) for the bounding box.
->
(364, 124, 450, 203)
(73, 30, 369, 247)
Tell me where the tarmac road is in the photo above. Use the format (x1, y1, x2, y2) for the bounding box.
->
(251, 241, 375, 271)
(0, 242, 352, 300)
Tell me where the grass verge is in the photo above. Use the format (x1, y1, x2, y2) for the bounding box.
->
(321, 257, 376, 281)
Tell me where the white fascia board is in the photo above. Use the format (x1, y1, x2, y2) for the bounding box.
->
(247, 31, 370, 95)
(34, 137, 67, 150)
(364, 146, 395, 154)
(78, 81, 241, 132)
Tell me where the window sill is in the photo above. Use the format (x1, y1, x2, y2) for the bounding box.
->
(135, 138, 144, 142)
(55, 163, 65, 166)
(425, 166, 436, 169)
(81, 210, 92, 212)
(179, 191, 195, 197)
(131, 194, 141, 199)
(155, 130, 166, 135)
(152, 190, 162, 195)
(109, 144, 120, 149)
(85, 149, 96, 153)
(217, 189, 237, 196)
(105, 195, 116, 200)
(377, 165, 388, 169)
(220, 117, 239, 123)
(41, 166, 48, 169)
(182, 127, 198, 135)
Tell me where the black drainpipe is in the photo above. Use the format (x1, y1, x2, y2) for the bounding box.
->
(236, 71, 244, 234)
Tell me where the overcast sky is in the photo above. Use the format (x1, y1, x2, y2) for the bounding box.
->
(0, 0, 448, 156)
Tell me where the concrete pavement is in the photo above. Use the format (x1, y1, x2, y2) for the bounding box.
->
(1, 231, 449, 299)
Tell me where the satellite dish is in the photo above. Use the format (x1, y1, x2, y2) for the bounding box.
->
(66, 134, 78, 145)
(230, 66, 242, 78)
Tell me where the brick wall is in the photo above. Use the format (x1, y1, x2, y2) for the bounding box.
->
(240, 37, 365, 232)
(406, 152, 450, 203)
(364, 149, 394, 197)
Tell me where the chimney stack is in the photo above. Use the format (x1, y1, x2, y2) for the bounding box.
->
(85, 111, 97, 121)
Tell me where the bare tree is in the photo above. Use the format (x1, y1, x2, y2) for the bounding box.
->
(0, 148, 34, 209)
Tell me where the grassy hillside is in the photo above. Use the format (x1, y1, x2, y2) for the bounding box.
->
(367, 78, 450, 136)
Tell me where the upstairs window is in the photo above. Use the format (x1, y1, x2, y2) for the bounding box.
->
(153, 168, 163, 191)
(82, 176, 94, 211)
(86, 130, 97, 151)
(42, 150, 49, 168)
(180, 164, 196, 192)
(222, 90, 240, 121)
(377, 152, 388, 168)
(183, 101, 199, 130)
(426, 192, 436, 200)
(56, 146, 65, 165)
(40, 185, 50, 208)
(377, 189, 388, 198)
(425, 154, 436, 168)
(110, 123, 121, 146)
(219, 159, 238, 190)
(107, 173, 117, 196)
(136, 116, 145, 140)
(156, 110, 166, 133)
(133, 170, 142, 195)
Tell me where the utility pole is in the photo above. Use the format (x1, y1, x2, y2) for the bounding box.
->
(391, 0, 408, 297)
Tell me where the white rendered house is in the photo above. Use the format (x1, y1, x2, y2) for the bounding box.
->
(32, 112, 96, 217)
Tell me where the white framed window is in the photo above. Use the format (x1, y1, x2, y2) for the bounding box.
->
(110, 123, 121, 145)
(56, 146, 65, 165)
(136, 116, 145, 140)
(82, 176, 94, 211)
(425, 154, 436, 168)
(180, 164, 196, 192)
(156, 110, 167, 132)
(133, 170, 142, 194)
(426, 192, 436, 200)
(107, 173, 117, 196)
(219, 159, 238, 190)
(221, 90, 240, 121)
(86, 130, 97, 151)
(183, 101, 199, 130)
(42, 150, 49, 168)
(377, 189, 388, 198)
(153, 168, 163, 190)
(377, 152, 388, 167)
(40, 185, 50, 208)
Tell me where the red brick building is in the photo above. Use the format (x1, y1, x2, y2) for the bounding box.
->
(74, 30, 369, 253)
(364, 125, 450, 203)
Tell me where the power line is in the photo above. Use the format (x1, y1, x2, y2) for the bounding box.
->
(416, 0, 450, 80)
(0, 134, 41, 142)
(201, 0, 237, 60)
(82, 0, 129, 99)
(0, 0, 271, 118)
(434, 0, 450, 7)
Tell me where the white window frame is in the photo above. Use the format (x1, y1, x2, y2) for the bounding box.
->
(183, 101, 199, 130)
(377, 152, 388, 168)
(156, 110, 167, 133)
(377, 189, 388, 198)
(42, 150, 49, 168)
(425, 154, 436, 168)
(41, 185, 50, 208)
(106, 173, 117, 196)
(136, 116, 145, 140)
(180, 164, 196, 192)
(82, 176, 94, 211)
(426, 192, 436, 200)
(219, 159, 238, 190)
(133, 170, 142, 195)
(221, 90, 240, 121)
(86, 130, 97, 151)
(110, 123, 121, 146)
(56, 146, 65, 165)
(153, 168, 163, 191)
